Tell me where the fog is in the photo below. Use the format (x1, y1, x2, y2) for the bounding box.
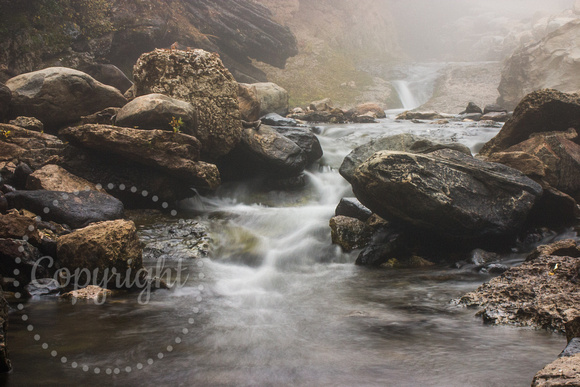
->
(388, 0, 575, 61)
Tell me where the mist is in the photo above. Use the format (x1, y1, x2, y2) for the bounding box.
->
(388, 0, 575, 61)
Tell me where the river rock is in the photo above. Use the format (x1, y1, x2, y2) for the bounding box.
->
(261, 113, 298, 127)
(335, 198, 373, 222)
(60, 124, 220, 190)
(0, 83, 10, 122)
(355, 229, 406, 266)
(132, 49, 242, 160)
(329, 215, 371, 252)
(61, 285, 113, 302)
(79, 107, 120, 126)
(290, 110, 347, 124)
(272, 127, 323, 163)
(253, 82, 289, 116)
(79, 63, 133, 94)
(5, 190, 124, 229)
(480, 89, 580, 157)
(26, 164, 101, 193)
(0, 125, 64, 170)
(340, 133, 472, 184)
(57, 220, 145, 289)
(0, 288, 9, 373)
(351, 149, 543, 240)
(238, 83, 261, 122)
(8, 117, 43, 132)
(12, 163, 32, 190)
(0, 239, 50, 291)
(351, 103, 386, 119)
(309, 98, 333, 112)
(0, 210, 42, 246)
(483, 104, 507, 115)
(532, 354, 580, 386)
(479, 111, 509, 122)
(115, 94, 197, 135)
(460, 240, 580, 331)
(396, 111, 445, 120)
(6, 67, 127, 131)
(460, 102, 483, 115)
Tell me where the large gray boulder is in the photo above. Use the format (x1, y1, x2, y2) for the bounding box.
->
(351, 149, 543, 240)
(6, 67, 127, 130)
(132, 49, 242, 160)
(272, 127, 323, 163)
(115, 94, 197, 135)
(340, 133, 472, 184)
(253, 82, 289, 117)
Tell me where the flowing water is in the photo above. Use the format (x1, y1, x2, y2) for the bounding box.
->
(391, 63, 445, 110)
(4, 116, 573, 386)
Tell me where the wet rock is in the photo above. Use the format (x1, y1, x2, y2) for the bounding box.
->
(272, 127, 323, 163)
(480, 111, 509, 122)
(481, 264, 509, 275)
(253, 82, 289, 116)
(238, 83, 261, 122)
(355, 230, 405, 266)
(60, 124, 220, 190)
(5, 190, 124, 229)
(340, 133, 472, 184)
(79, 63, 133, 94)
(335, 198, 373, 222)
(140, 218, 211, 261)
(61, 285, 113, 302)
(532, 354, 580, 387)
(133, 49, 242, 160)
(351, 103, 386, 119)
(0, 125, 64, 170)
(25, 278, 60, 297)
(351, 113, 378, 124)
(468, 249, 500, 266)
(0, 83, 11, 122)
(480, 89, 580, 157)
(6, 67, 127, 131)
(0, 288, 10, 373)
(79, 107, 120, 126)
(483, 104, 507, 115)
(57, 220, 144, 289)
(0, 239, 50, 291)
(460, 240, 580, 331)
(115, 94, 197, 135)
(396, 111, 445, 120)
(351, 149, 543, 240)
(290, 110, 346, 124)
(261, 113, 298, 127)
(560, 338, 580, 358)
(460, 102, 483, 115)
(8, 117, 43, 132)
(26, 164, 101, 193)
(329, 215, 371, 252)
(459, 113, 482, 121)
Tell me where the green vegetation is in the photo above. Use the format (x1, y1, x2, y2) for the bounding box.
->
(169, 116, 184, 133)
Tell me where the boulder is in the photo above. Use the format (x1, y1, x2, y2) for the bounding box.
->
(0, 239, 50, 291)
(272, 127, 323, 163)
(532, 354, 580, 387)
(355, 230, 406, 266)
(498, 20, 580, 110)
(6, 67, 127, 131)
(0, 210, 42, 246)
(26, 164, 101, 193)
(479, 111, 509, 122)
(340, 133, 472, 184)
(57, 220, 144, 289)
(261, 113, 298, 127)
(351, 103, 386, 119)
(309, 98, 333, 112)
(12, 163, 33, 190)
(0, 125, 64, 170)
(132, 49, 242, 159)
(483, 104, 507, 115)
(115, 94, 197, 135)
(351, 149, 543, 240)
(335, 198, 373, 222)
(329, 215, 371, 252)
(480, 89, 580, 157)
(460, 102, 483, 115)
(461, 240, 580, 331)
(253, 82, 289, 116)
(459, 113, 482, 121)
(0, 83, 10, 122)
(238, 83, 261, 122)
(60, 124, 220, 190)
(396, 111, 445, 120)
(0, 289, 10, 373)
(79, 63, 133, 94)
(289, 110, 346, 124)
(351, 113, 377, 124)
(5, 190, 124, 229)
(8, 117, 43, 132)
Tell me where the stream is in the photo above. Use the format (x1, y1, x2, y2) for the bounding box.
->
(4, 115, 572, 386)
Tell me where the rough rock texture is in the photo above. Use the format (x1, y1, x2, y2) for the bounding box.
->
(0, 238, 49, 290)
(351, 149, 543, 240)
(57, 220, 144, 289)
(340, 133, 472, 184)
(0, 83, 10, 122)
(133, 49, 242, 160)
(115, 94, 197, 135)
(329, 215, 371, 252)
(461, 240, 580, 332)
(480, 90, 580, 157)
(6, 67, 127, 131)
(532, 354, 580, 387)
(238, 83, 261, 122)
(8, 116, 43, 132)
(26, 164, 101, 193)
(498, 20, 580, 111)
(60, 124, 220, 190)
(0, 288, 10, 373)
(6, 190, 124, 229)
(0, 125, 64, 169)
(335, 198, 373, 222)
(272, 127, 323, 163)
(253, 82, 289, 117)
(0, 210, 43, 247)
(61, 285, 113, 302)
(261, 113, 297, 127)
(396, 111, 445, 121)
(351, 103, 386, 119)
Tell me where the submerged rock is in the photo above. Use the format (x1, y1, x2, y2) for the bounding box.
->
(61, 285, 113, 302)
(351, 149, 542, 240)
(6, 67, 127, 131)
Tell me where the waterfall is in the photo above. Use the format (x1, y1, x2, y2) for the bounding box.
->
(392, 80, 421, 110)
